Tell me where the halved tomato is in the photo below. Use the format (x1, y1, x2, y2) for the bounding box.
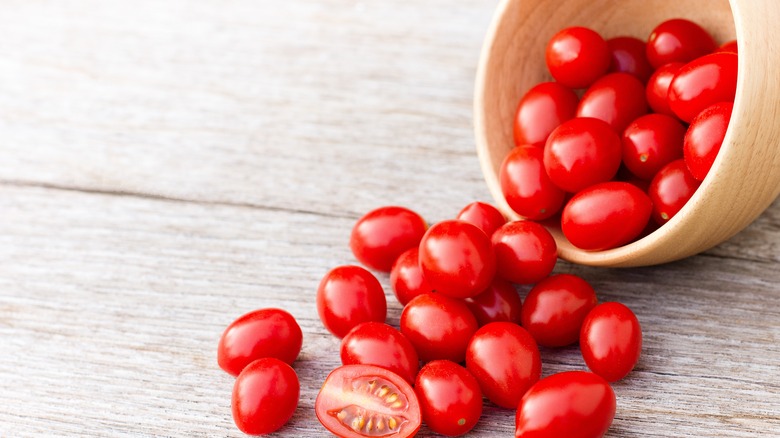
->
(315, 364, 421, 438)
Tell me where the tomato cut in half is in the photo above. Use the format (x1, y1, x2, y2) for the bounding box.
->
(316, 364, 422, 438)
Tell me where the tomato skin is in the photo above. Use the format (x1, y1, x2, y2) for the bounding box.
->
(218, 308, 303, 377)
(464, 277, 523, 326)
(350, 206, 428, 272)
(465, 322, 541, 409)
(562, 182, 652, 251)
(545, 26, 610, 89)
(341, 322, 420, 384)
(500, 145, 566, 220)
(622, 113, 686, 181)
(576, 73, 648, 133)
(668, 52, 738, 123)
(390, 248, 433, 306)
(315, 364, 422, 438)
(418, 220, 496, 299)
(683, 102, 733, 180)
(648, 159, 701, 224)
(515, 371, 616, 438)
(513, 82, 579, 146)
(491, 221, 557, 285)
(645, 62, 683, 116)
(316, 265, 387, 338)
(415, 360, 483, 436)
(520, 274, 598, 348)
(400, 293, 478, 363)
(646, 18, 717, 69)
(606, 36, 653, 82)
(717, 40, 738, 54)
(232, 358, 299, 435)
(544, 118, 622, 193)
(580, 302, 642, 382)
(456, 201, 507, 237)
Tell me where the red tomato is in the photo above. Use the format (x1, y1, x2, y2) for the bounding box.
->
(232, 358, 299, 435)
(544, 117, 622, 193)
(315, 364, 421, 438)
(520, 274, 598, 347)
(341, 322, 420, 384)
(464, 277, 523, 326)
(415, 360, 482, 436)
(562, 181, 652, 250)
(576, 73, 648, 133)
(622, 113, 686, 180)
(648, 159, 701, 225)
(350, 206, 427, 272)
(316, 265, 387, 338)
(545, 26, 610, 89)
(580, 302, 643, 382)
(645, 62, 683, 116)
(717, 39, 738, 54)
(515, 371, 616, 438)
(456, 201, 507, 237)
(218, 308, 303, 377)
(668, 52, 738, 123)
(683, 101, 733, 180)
(491, 220, 557, 285)
(646, 18, 717, 68)
(513, 82, 579, 146)
(500, 145, 565, 220)
(418, 220, 496, 299)
(465, 322, 541, 409)
(400, 293, 478, 363)
(606, 36, 653, 82)
(390, 247, 433, 306)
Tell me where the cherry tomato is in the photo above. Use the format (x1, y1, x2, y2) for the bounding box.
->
(415, 360, 482, 436)
(515, 371, 616, 438)
(465, 322, 541, 409)
(317, 265, 387, 338)
(400, 293, 478, 363)
(390, 247, 433, 306)
(646, 18, 717, 69)
(544, 117, 622, 193)
(500, 145, 565, 220)
(491, 220, 557, 285)
(683, 101, 733, 180)
(418, 220, 496, 299)
(668, 52, 738, 123)
(576, 72, 648, 133)
(545, 26, 610, 89)
(464, 277, 523, 326)
(562, 181, 652, 251)
(580, 302, 642, 382)
(645, 62, 683, 116)
(513, 82, 579, 146)
(218, 308, 303, 377)
(648, 159, 701, 225)
(622, 113, 686, 181)
(456, 201, 507, 237)
(341, 322, 420, 384)
(315, 364, 421, 438)
(606, 36, 653, 82)
(350, 206, 427, 272)
(520, 274, 598, 348)
(232, 358, 299, 435)
(717, 39, 738, 54)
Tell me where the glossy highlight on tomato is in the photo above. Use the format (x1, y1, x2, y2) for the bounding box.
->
(646, 18, 717, 69)
(492, 220, 557, 285)
(464, 277, 523, 326)
(341, 322, 420, 384)
(400, 293, 478, 363)
(317, 265, 387, 338)
(316, 364, 422, 438)
(390, 248, 433, 306)
(645, 62, 683, 116)
(218, 308, 303, 377)
(576, 72, 648, 133)
(667, 52, 738, 123)
(545, 26, 610, 89)
(580, 302, 643, 382)
(415, 360, 482, 436)
(622, 113, 686, 181)
(513, 82, 579, 146)
(232, 358, 299, 435)
(500, 145, 565, 220)
(683, 101, 733, 181)
(350, 206, 427, 272)
(456, 201, 507, 237)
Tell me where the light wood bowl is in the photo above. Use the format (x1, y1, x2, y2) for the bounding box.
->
(474, 0, 780, 267)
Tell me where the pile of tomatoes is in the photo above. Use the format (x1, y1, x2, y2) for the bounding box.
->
(504, 19, 737, 250)
(214, 17, 734, 438)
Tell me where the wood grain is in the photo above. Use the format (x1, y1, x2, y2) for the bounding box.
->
(0, 0, 779, 436)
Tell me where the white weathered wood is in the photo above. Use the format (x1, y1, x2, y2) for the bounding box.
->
(0, 0, 779, 437)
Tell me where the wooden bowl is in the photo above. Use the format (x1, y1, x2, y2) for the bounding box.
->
(474, 0, 780, 267)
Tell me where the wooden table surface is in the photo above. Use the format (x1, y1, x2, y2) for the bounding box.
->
(1, 1, 779, 436)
